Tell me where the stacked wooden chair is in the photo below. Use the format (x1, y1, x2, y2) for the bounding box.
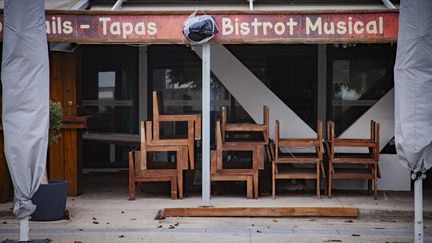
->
(128, 91, 201, 200)
(209, 105, 269, 198)
(327, 120, 380, 199)
(270, 120, 324, 199)
(128, 122, 188, 200)
(152, 91, 201, 169)
(221, 105, 269, 169)
(211, 120, 255, 199)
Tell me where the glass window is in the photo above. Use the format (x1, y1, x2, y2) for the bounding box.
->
(148, 45, 251, 143)
(327, 44, 396, 136)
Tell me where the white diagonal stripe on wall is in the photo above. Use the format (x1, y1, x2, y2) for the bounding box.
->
(338, 88, 394, 153)
(193, 44, 315, 139)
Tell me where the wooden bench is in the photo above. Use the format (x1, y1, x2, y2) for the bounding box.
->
(270, 120, 324, 199)
(327, 120, 380, 199)
(152, 91, 201, 169)
(210, 120, 258, 199)
(128, 122, 188, 200)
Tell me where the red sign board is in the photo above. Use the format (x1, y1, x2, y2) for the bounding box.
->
(0, 11, 399, 44)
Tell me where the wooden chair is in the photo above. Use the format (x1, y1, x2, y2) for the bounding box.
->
(128, 122, 188, 200)
(270, 120, 324, 199)
(221, 105, 269, 145)
(152, 91, 201, 169)
(220, 105, 269, 170)
(327, 120, 380, 199)
(210, 120, 257, 199)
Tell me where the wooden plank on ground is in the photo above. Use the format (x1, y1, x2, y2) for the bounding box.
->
(162, 207, 358, 218)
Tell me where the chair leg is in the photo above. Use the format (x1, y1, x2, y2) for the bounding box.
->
(253, 171, 259, 199)
(316, 162, 320, 199)
(188, 141, 195, 170)
(328, 164, 332, 199)
(177, 170, 183, 199)
(129, 181, 136, 200)
(272, 163, 276, 199)
(171, 177, 178, 200)
(374, 164, 378, 200)
(246, 176, 253, 199)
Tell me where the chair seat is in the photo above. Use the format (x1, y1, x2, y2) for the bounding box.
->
(334, 138, 376, 147)
(225, 123, 267, 132)
(332, 154, 377, 164)
(274, 168, 318, 179)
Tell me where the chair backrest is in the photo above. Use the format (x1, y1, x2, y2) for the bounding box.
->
(221, 106, 227, 139)
(316, 120, 323, 160)
(221, 105, 269, 143)
(274, 120, 280, 160)
(152, 91, 164, 119)
(215, 119, 223, 150)
(327, 120, 380, 161)
(274, 119, 323, 160)
(327, 121, 335, 160)
(140, 121, 148, 170)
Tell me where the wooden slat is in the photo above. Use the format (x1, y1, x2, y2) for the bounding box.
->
(278, 139, 320, 147)
(225, 124, 266, 132)
(163, 207, 359, 217)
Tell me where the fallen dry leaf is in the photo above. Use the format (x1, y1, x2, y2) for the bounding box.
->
(92, 221, 99, 224)
(64, 210, 70, 220)
(157, 225, 162, 228)
(344, 220, 353, 223)
(119, 235, 124, 238)
(92, 217, 97, 220)
(174, 222, 179, 226)
(352, 234, 360, 237)
(256, 230, 262, 233)
(169, 225, 175, 229)
(1, 221, 7, 224)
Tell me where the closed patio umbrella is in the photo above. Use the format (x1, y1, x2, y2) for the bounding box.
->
(394, 0, 432, 242)
(1, 0, 49, 241)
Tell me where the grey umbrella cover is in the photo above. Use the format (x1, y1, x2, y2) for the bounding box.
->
(1, 0, 49, 219)
(394, 0, 432, 173)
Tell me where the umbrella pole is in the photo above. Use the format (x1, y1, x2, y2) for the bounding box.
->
(19, 216, 30, 241)
(414, 176, 423, 243)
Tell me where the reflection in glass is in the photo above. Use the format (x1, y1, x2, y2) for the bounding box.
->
(328, 44, 396, 136)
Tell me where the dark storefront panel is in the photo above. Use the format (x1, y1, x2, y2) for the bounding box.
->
(80, 45, 139, 169)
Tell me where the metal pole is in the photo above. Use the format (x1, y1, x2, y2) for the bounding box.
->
(19, 216, 30, 241)
(201, 44, 211, 206)
(414, 176, 424, 243)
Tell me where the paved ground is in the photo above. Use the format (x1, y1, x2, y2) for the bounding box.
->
(1, 175, 431, 242)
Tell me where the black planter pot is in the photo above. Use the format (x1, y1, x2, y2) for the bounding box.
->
(31, 180, 68, 221)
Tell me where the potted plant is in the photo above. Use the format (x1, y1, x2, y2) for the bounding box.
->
(30, 100, 69, 221)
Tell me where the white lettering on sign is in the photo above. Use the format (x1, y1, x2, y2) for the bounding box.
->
(221, 17, 300, 36)
(221, 16, 384, 37)
(305, 16, 383, 35)
(99, 17, 158, 38)
(45, 16, 74, 35)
